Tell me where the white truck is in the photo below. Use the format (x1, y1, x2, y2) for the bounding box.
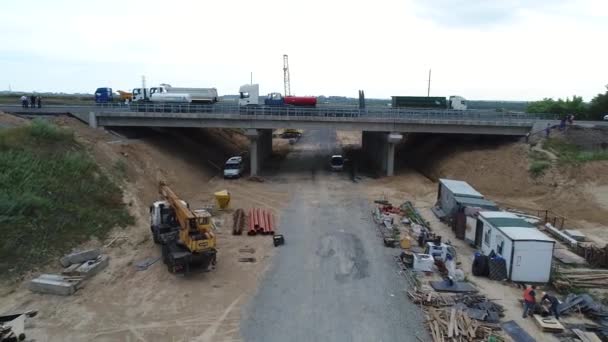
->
(133, 84, 219, 104)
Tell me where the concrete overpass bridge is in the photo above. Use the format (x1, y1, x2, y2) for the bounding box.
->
(0, 103, 536, 176)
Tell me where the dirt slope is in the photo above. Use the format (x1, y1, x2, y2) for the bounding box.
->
(0, 114, 290, 341)
(397, 133, 608, 241)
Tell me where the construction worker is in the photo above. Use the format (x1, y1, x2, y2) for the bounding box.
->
(522, 285, 537, 318)
(541, 292, 560, 320)
(20, 95, 28, 108)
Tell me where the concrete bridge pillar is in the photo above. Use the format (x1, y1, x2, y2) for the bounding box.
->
(245, 129, 259, 176)
(245, 129, 273, 177)
(361, 131, 402, 177)
(88, 112, 98, 129)
(386, 133, 403, 177)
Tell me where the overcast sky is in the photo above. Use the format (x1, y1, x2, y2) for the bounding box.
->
(1, 0, 606, 100)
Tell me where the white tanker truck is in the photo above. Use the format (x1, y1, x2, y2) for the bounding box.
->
(133, 84, 218, 104)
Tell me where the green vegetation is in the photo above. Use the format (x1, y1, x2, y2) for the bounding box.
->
(544, 138, 608, 164)
(0, 120, 133, 277)
(528, 149, 553, 177)
(529, 161, 551, 177)
(527, 86, 608, 121)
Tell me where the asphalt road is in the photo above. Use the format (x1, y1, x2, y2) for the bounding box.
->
(241, 129, 428, 342)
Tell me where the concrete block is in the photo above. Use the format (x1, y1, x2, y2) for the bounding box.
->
(75, 255, 109, 278)
(564, 229, 586, 242)
(29, 274, 82, 296)
(61, 262, 82, 276)
(60, 248, 101, 267)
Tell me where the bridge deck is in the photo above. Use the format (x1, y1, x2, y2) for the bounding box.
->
(0, 104, 536, 135)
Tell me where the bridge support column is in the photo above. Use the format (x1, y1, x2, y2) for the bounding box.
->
(245, 129, 273, 177)
(246, 129, 259, 176)
(88, 112, 98, 129)
(386, 133, 403, 177)
(362, 131, 402, 176)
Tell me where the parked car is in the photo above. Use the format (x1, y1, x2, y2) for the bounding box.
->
(603, 114, 608, 121)
(330, 155, 344, 171)
(223, 156, 244, 178)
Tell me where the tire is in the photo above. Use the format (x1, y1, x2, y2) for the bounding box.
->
(151, 227, 161, 244)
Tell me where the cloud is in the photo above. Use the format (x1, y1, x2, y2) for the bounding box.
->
(410, 0, 565, 27)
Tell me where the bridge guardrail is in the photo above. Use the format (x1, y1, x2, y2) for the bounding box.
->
(92, 103, 535, 124)
(0, 103, 537, 125)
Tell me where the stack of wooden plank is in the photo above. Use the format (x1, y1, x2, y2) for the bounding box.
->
(554, 268, 608, 290)
(572, 328, 602, 342)
(407, 289, 456, 307)
(426, 307, 502, 342)
(407, 289, 505, 341)
(232, 208, 245, 235)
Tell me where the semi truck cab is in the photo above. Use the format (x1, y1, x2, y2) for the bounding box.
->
(265, 92, 285, 106)
(449, 96, 467, 110)
(94, 87, 113, 103)
(239, 84, 260, 106)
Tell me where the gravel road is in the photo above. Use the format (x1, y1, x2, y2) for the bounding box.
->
(241, 129, 428, 342)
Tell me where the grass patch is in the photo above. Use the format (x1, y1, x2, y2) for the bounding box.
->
(113, 159, 128, 180)
(0, 120, 133, 277)
(529, 161, 551, 177)
(544, 138, 608, 165)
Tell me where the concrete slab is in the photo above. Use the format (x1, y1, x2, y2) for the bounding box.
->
(29, 274, 83, 296)
(60, 248, 101, 267)
(564, 229, 586, 242)
(75, 255, 109, 278)
(61, 262, 82, 276)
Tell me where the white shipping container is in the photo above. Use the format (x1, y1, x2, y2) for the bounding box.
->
(478, 211, 555, 284)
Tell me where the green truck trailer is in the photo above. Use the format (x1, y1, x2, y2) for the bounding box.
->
(391, 96, 467, 110)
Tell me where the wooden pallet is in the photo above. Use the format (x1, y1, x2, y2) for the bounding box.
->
(532, 315, 564, 332)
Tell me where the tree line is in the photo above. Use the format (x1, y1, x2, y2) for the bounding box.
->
(526, 85, 608, 120)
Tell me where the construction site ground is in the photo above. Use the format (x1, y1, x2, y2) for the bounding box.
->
(1, 114, 608, 341)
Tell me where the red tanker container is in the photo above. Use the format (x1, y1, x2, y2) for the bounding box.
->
(284, 96, 317, 107)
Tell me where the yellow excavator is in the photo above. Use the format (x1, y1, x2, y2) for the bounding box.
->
(154, 182, 217, 274)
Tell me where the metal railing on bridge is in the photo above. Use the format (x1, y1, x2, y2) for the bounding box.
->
(89, 102, 535, 124)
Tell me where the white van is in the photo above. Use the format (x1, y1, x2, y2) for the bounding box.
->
(224, 156, 244, 179)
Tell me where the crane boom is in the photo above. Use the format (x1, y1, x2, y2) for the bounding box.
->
(159, 182, 215, 253)
(283, 54, 291, 97)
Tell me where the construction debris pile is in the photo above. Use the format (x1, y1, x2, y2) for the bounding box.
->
(29, 249, 108, 296)
(408, 289, 504, 341)
(0, 311, 37, 342)
(577, 244, 608, 268)
(556, 293, 608, 340)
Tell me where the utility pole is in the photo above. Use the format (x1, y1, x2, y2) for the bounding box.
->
(427, 69, 432, 97)
(283, 54, 291, 96)
(250, 72, 253, 85)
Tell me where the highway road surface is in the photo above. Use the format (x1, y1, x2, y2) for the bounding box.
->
(241, 129, 428, 342)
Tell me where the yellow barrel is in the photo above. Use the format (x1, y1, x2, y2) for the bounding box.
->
(400, 237, 411, 249)
(214, 190, 231, 209)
